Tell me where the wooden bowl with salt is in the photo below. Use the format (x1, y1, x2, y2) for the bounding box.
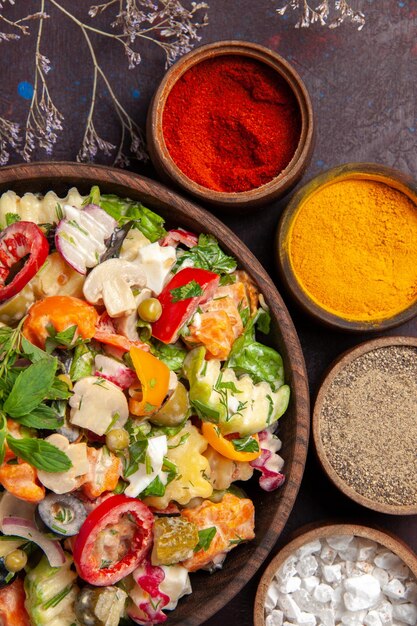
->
(254, 523, 417, 626)
(313, 336, 417, 516)
(146, 40, 315, 211)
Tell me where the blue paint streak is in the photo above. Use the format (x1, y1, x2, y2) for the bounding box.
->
(398, 1, 405, 7)
(316, 160, 325, 168)
(18, 81, 34, 100)
(132, 88, 141, 99)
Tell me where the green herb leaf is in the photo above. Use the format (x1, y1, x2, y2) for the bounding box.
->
(20, 336, 54, 365)
(6, 436, 72, 472)
(192, 399, 220, 423)
(170, 280, 203, 303)
(5, 213, 21, 226)
(99, 195, 166, 242)
(3, 358, 57, 417)
(83, 185, 101, 206)
(140, 475, 166, 497)
(149, 340, 187, 372)
(194, 527, 217, 552)
(15, 404, 64, 430)
(70, 343, 95, 382)
(256, 307, 271, 335)
(45, 324, 85, 353)
(175, 233, 237, 275)
(219, 274, 237, 286)
(231, 435, 260, 453)
(125, 438, 148, 478)
(227, 310, 284, 390)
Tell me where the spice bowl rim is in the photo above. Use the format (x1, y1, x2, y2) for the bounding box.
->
(276, 161, 417, 331)
(254, 522, 417, 626)
(313, 335, 417, 516)
(146, 39, 315, 210)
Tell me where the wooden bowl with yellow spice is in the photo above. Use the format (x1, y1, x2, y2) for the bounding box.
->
(276, 163, 417, 331)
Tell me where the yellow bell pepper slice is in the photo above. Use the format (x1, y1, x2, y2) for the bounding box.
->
(129, 347, 170, 416)
(201, 422, 261, 462)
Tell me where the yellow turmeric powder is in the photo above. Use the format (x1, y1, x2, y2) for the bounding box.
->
(288, 177, 417, 321)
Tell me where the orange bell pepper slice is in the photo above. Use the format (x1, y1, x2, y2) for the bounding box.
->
(23, 295, 98, 349)
(201, 422, 261, 462)
(0, 461, 45, 503)
(128, 347, 170, 416)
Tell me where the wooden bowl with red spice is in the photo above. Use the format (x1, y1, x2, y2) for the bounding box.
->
(146, 40, 315, 211)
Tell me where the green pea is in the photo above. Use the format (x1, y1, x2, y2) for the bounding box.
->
(138, 298, 162, 323)
(5, 549, 27, 573)
(106, 428, 129, 452)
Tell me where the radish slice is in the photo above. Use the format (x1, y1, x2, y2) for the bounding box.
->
(55, 204, 117, 275)
(2, 516, 66, 567)
(94, 354, 137, 390)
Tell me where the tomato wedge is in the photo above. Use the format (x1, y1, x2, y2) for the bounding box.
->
(0, 221, 49, 303)
(73, 494, 154, 586)
(0, 578, 31, 626)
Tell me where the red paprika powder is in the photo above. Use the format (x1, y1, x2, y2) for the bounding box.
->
(162, 55, 301, 193)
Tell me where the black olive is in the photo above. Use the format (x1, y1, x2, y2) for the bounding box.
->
(37, 493, 87, 536)
(0, 556, 16, 589)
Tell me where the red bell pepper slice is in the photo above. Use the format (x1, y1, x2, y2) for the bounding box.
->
(0, 221, 49, 303)
(159, 228, 198, 248)
(151, 267, 220, 344)
(73, 494, 154, 586)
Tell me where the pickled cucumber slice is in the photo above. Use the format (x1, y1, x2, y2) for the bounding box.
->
(151, 517, 199, 565)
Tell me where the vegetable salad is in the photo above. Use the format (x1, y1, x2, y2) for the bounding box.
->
(0, 187, 289, 626)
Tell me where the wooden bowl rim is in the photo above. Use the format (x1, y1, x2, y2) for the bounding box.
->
(276, 162, 417, 332)
(147, 39, 315, 207)
(0, 161, 310, 626)
(313, 335, 417, 515)
(254, 522, 417, 626)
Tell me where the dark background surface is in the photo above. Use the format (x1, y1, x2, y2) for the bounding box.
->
(1, 0, 417, 623)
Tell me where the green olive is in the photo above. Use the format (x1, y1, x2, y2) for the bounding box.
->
(138, 297, 162, 323)
(5, 549, 27, 573)
(150, 381, 190, 427)
(106, 428, 129, 452)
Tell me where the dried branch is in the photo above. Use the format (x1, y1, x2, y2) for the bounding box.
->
(0, 0, 209, 165)
(275, 0, 365, 29)
(0, 116, 21, 166)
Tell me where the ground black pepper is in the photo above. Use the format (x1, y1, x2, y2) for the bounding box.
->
(320, 345, 417, 506)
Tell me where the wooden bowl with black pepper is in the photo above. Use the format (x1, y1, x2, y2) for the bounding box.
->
(313, 336, 417, 515)
(146, 40, 315, 211)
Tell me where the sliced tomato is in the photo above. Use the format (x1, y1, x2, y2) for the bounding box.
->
(0, 578, 31, 626)
(0, 221, 49, 303)
(73, 494, 154, 586)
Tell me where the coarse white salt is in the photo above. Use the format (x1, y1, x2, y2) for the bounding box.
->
(296, 555, 318, 578)
(322, 564, 342, 584)
(265, 609, 284, 626)
(382, 578, 406, 600)
(391, 602, 417, 625)
(264, 535, 417, 626)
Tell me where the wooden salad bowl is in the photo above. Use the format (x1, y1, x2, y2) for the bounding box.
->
(254, 523, 417, 626)
(0, 162, 310, 626)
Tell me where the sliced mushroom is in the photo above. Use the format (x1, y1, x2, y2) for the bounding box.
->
(114, 288, 152, 341)
(83, 258, 146, 317)
(37, 434, 89, 494)
(69, 376, 129, 436)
